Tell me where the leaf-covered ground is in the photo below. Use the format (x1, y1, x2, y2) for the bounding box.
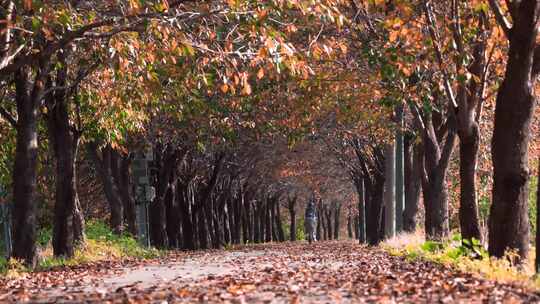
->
(1, 241, 540, 303)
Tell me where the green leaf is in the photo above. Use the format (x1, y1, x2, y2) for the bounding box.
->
(31, 17, 41, 32)
(58, 12, 70, 27)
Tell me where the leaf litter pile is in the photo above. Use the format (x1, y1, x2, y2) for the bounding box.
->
(1, 241, 540, 303)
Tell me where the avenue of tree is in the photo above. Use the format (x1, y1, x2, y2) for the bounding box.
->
(1, 0, 540, 273)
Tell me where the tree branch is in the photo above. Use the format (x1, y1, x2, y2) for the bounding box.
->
(408, 102, 426, 131)
(488, 0, 512, 39)
(437, 125, 457, 173)
(0, 105, 16, 127)
(423, 0, 458, 108)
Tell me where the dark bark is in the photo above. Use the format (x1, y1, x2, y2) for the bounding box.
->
(149, 144, 169, 248)
(197, 206, 209, 249)
(118, 155, 136, 236)
(453, 14, 487, 244)
(347, 214, 353, 239)
(11, 66, 40, 268)
(353, 216, 359, 240)
(489, 1, 539, 262)
(223, 198, 232, 245)
(72, 196, 85, 245)
(412, 105, 455, 241)
(366, 176, 385, 245)
(355, 177, 366, 243)
(213, 194, 227, 247)
(88, 143, 124, 234)
(325, 205, 332, 240)
(207, 199, 217, 247)
(404, 136, 421, 232)
(458, 124, 483, 243)
(231, 194, 242, 244)
(165, 178, 180, 248)
(47, 74, 81, 257)
(384, 142, 396, 239)
(333, 202, 341, 240)
(357, 145, 385, 246)
(178, 182, 195, 250)
(316, 207, 322, 241)
(421, 129, 454, 241)
(316, 200, 328, 240)
(254, 202, 262, 243)
(265, 200, 272, 242)
(275, 200, 285, 242)
(288, 196, 297, 241)
(242, 194, 251, 243)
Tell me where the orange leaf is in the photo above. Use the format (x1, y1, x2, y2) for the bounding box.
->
(257, 68, 265, 80)
(220, 83, 229, 93)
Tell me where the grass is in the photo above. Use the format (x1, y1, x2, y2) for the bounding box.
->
(0, 221, 160, 276)
(382, 231, 540, 291)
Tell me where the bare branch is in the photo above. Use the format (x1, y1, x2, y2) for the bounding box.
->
(488, 0, 512, 39)
(423, 0, 458, 108)
(0, 105, 16, 127)
(408, 102, 426, 131)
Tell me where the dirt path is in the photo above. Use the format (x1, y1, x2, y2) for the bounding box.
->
(1, 241, 540, 303)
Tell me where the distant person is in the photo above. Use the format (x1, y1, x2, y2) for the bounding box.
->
(304, 198, 317, 244)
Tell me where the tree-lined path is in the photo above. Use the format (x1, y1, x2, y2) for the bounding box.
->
(5, 0, 540, 303)
(1, 241, 539, 303)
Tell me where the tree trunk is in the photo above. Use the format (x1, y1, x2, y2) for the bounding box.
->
(197, 208, 209, 249)
(46, 54, 87, 256)
(265, 200, 272, 242)
(366, 178, 385, 246)
(422, 172, 450, 241)
(216, 195, 228, 247)
(178, 183, 195, 250)
(269, 199, 277, 241)
(316, 200, 322, 240)
(404, 137, 421, 233)
(384, 142, 396, 239)
(333, 202, 341, 240)
(165, 178, 180, 248)
(72, 194, 85, 245)
(275, 200, 285, 242)
(536, 158, 540, 274)
(224, 199, 232, 245)
(356, 178, 366, 243)
(415, 108, 455, 241)
(88, 143, 124, 234)
(347, 214, 353, 239)
(395, 105, 405, 232)
(254, 202, 262, 243)
(458, 124, 483, 243)
(325, 205, 332, 240)
(48, 89, 79, 258)
(242, 195, 251, 243)
(353, 216, 359, 240)
(118, 155, 136, 236)
(319, 202, 327, 240)
(11, 67, 40, 268)
(489, 2, 539, 262)
(232, 195, 242, 244)
(288, 197, 297, 241)
(150, 144, 181, 249)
